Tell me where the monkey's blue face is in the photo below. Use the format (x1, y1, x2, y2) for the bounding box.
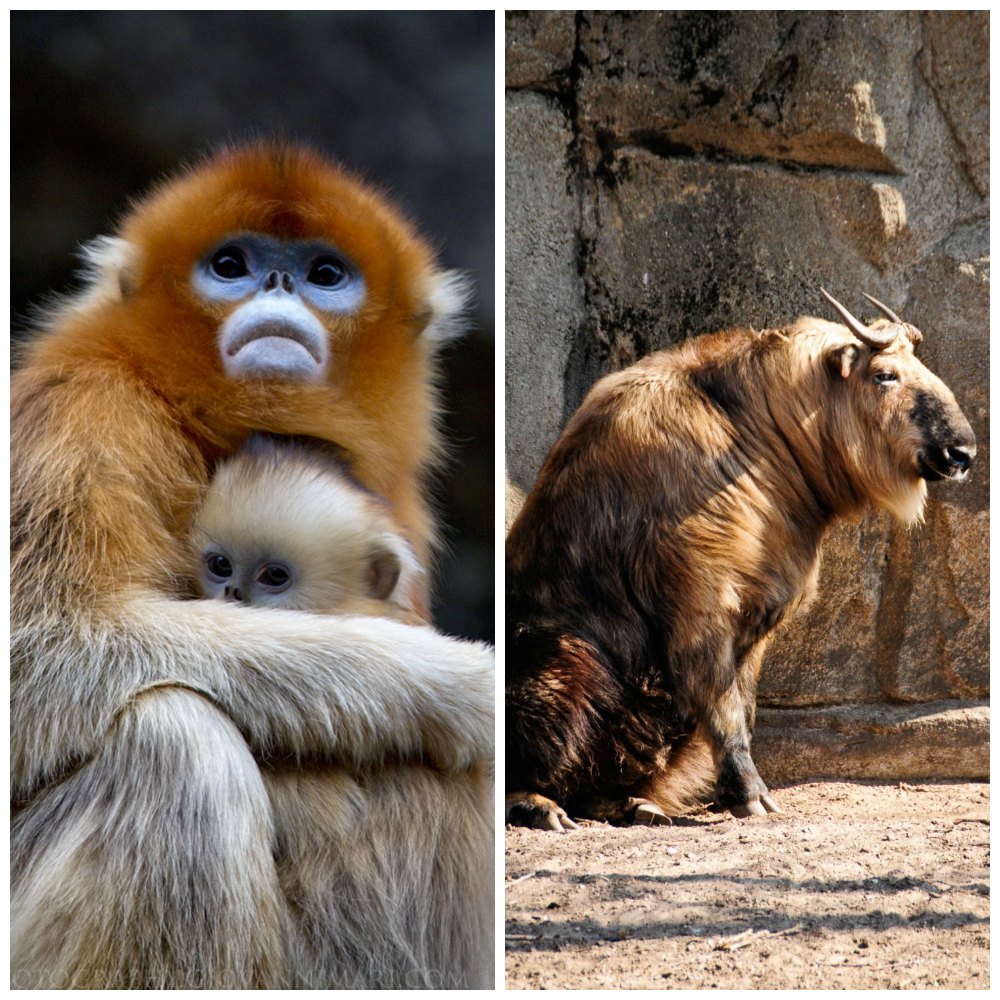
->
(192, 233, 366, 382)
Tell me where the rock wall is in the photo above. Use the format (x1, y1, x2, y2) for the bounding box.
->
(505, 11, 988, 781)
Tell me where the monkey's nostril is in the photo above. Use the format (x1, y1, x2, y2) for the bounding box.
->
(264, 271, 279, 291)
(281, 272, 294, 294)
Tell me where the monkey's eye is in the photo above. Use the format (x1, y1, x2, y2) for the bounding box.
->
(203, 552, 233, 581)
(210, 246, 249, 280)
(256, 563, 292, 592)
(307, 256, 348, 288)
(873, 371, 899, 386)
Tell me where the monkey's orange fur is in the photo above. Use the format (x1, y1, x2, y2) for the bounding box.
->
(20, 144, 449, 563)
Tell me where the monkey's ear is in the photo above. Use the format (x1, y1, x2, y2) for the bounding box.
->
(417, 270, 473, 344)
(367, 549, 403, 602)
(78, 236, 142, 303)
(369, 535, 430, 620)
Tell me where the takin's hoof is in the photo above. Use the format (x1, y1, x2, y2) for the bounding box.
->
(729, 793, 781, 818)
(571, 794, 674, 825)
(627, 797, 673, 826)
(505, 791, 579, 832)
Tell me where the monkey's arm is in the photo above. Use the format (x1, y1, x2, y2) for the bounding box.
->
(11, 601, 493, 801)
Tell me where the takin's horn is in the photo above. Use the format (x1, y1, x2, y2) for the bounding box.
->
(819, 287, 895, 349)
(861, 292, 903, 324)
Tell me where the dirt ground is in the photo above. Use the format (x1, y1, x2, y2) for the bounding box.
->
(505, 780, 989, 990)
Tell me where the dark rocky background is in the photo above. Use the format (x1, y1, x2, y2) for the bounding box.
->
(505, 11, 988, 780)
(11, 11, 495, 642)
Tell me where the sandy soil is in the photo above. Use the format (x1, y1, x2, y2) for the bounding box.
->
(505, 780, 989, 990)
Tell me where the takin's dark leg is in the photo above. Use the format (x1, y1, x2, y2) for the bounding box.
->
(631, 728, 717, 821)
(569, 727, 716, 826)
(505, 633, 623, 832)
(737, 641, 768, 734)
(673, 636, 779, 818)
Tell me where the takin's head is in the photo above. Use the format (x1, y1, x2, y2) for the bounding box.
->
(800, 289, 976, 524)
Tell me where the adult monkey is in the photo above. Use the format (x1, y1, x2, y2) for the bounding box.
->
(11, 143, 493, 989)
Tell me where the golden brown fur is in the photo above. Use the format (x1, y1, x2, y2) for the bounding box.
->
(11, 144, 493, 988)
(506, 310, 974, 828)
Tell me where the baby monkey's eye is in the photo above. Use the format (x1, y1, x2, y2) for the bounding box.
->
(256, 563, 292, 592)
(210, 246, 249, 280)
(204, 552, 233, 581)
(873, 371, 899, 386)
(307, 256, 348, 288)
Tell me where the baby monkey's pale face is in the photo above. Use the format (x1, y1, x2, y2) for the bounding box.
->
(197, 536, 404, 612)
(191, 438, 425, 619)
(199, 547, 298, 607)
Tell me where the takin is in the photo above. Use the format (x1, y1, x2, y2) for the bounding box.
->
(505, 290, 976, 830)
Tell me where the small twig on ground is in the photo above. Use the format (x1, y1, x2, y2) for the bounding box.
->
(708, 925, 803, 951)
(507, 871, 539, 886)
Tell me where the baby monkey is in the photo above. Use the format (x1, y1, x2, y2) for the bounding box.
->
(193, 434, 427, 623)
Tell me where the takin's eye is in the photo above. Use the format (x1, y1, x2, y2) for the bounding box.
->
(873, 371, 900, 387)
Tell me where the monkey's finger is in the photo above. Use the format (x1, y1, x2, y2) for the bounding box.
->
(759, 793, 781, 814)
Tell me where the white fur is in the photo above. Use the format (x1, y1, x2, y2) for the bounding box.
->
(422, 270, 472, 344)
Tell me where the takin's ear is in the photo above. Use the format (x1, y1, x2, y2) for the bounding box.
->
(826, 343, 861, 380)
(415, 270, 473, 344)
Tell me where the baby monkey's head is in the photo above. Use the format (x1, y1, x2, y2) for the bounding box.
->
(192, 434, 426, 620)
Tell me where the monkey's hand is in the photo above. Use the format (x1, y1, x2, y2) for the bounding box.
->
(11, 595, 494, 797)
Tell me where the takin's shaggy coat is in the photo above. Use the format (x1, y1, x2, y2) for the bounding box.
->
(506, 295, 975, 829)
